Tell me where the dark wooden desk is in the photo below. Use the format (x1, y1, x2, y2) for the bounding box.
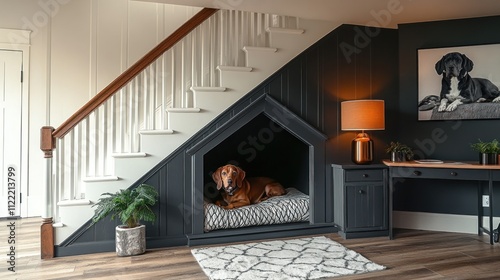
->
(383, 160, 500, 244)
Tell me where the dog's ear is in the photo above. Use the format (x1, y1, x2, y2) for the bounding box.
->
(461, 54, 474, 72)
(212, 167, 223, 190)
(435, 56, 445, 75)
(235, 166, 246, 187)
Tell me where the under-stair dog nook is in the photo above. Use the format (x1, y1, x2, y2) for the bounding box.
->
(40, 6, 339, 257)
(186, 95, 327, 243)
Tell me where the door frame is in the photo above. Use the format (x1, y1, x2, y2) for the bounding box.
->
(0, 29, 31, 217)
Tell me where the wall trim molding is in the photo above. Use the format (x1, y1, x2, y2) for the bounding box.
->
(0, 28, 31, 45)
(394, 211, 500, 234)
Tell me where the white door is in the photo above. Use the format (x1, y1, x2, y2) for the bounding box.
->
(0, 50, 23, 218)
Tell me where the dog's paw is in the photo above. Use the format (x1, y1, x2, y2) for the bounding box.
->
(446, 104, 458, 111)
(446, 104, 457, 111)
(215, 200, 227, 208)
(445, 100, 462, 111)
(493, 96, 500, 103)
(438, 103, 447, 112)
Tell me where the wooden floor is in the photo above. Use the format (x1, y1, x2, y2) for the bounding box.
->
(1, 217, 499, 279)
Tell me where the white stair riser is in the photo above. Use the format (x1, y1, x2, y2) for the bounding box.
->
(55, 205, 95, 244)
(195, 91, 243, 114)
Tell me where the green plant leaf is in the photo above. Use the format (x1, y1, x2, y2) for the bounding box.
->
(386, 141, 414, 159)
(471, 139, 500, 153)
(89, 184, 158, 229)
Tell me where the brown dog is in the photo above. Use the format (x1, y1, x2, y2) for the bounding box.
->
(212, 164, 286, 209)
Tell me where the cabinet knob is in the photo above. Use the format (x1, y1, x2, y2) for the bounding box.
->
(413, 170, 422, 176)
(450, 171, 458, 176)
(362, 174, 369, 178)
(358, 189, 365, 194)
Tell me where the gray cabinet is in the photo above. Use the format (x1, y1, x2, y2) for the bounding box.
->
(332, 164, 388, 239)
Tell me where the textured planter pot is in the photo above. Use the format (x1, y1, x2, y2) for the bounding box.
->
(115, 225, 146, 257)
(390, 151, 407, 162)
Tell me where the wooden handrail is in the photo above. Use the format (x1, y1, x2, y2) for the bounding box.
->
(52, 8, 218, 139)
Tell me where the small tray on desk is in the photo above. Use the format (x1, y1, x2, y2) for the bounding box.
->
(414, 159, 444, 164)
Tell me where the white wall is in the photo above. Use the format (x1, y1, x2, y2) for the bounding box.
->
(0, 0, 201, 217)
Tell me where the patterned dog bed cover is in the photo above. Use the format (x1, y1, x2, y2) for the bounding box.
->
(204, 188, 309, 232)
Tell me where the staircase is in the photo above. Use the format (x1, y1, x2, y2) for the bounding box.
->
(45, 9, 336, 245)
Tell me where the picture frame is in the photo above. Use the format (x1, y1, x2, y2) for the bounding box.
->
(417, 43, 500, 121)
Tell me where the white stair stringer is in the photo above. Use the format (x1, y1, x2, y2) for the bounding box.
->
(53, 18, 338, 245)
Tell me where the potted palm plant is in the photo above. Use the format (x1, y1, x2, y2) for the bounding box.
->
(470, 139, 500, 165)
(386, 141, 414, 162)
(90, 183, 158, 256)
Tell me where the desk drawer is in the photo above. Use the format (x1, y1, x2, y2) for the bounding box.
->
(493, 170, 500, 181)
(390, 167, 489, 180)
(345, 169, 384, 182)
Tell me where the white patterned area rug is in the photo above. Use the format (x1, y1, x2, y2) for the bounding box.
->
(191, 236, 385, 280)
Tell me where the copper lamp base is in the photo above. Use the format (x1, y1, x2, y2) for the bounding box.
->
(351, 133, 373, 164)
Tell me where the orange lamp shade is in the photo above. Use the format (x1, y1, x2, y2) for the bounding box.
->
(341, 99, 385, 164)
(341, 100, 385, 131)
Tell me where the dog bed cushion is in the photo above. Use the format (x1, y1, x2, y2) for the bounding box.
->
(204, 188, 309, 232)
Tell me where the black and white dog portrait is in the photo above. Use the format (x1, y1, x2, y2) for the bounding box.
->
(435, 52, 500, 112)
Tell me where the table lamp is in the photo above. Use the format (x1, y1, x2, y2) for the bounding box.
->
(341, 100, 385, 164)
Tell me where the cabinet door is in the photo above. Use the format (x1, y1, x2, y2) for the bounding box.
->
(345, 183, 386, 231)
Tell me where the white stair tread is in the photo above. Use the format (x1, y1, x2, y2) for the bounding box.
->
(83, 176, 119, 182)
(112, 152, 148, 158)
(243, 46, 278, 53)
(217, 65, 253, 72)
(266, 27, 305, 34)
(57, 199, 92, 206)
(191, 86, 227, 92)
(139, 129, 175, 135)
(166, 107, 201, 113)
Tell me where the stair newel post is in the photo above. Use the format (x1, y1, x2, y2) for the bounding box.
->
(40, 126, 56, 259)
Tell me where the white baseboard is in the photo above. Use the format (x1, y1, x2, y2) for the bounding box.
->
(394, 211, 500, 234)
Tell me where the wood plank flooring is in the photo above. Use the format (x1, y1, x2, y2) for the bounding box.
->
(1, 217, 499, 279)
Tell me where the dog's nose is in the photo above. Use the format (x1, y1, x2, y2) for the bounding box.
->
(227, 179, 233, 184)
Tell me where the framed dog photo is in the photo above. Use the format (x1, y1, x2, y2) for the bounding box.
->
(417, 43, 500, 121)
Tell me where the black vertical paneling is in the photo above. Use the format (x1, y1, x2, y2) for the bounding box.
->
(321, 30, 339, 224)
(353, 26, 373, 100)
(269, 72, 286, 105)
(166, 156, 185, 237)
(322, 30, 340, 167)
(286, 58, 304, 116)
(144, 169, 163, 237)
(321, 24, 399, 163)
(335, 26, 360, 162)
(304, 45, 321, 129)
(366, 25, 399, 162)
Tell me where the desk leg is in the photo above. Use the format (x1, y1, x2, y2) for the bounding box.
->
(478, 183, 483, 236)
(389, 175, 393, 240)
(489, 176, 494, 245)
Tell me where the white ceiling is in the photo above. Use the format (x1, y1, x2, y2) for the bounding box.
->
(135, 0, 500, 28)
